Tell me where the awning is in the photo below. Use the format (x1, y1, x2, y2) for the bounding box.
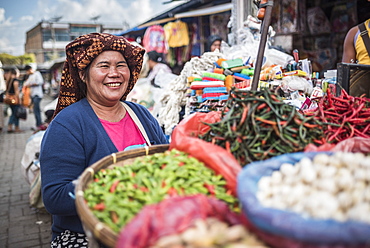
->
(116, 26, 146, 36)
(174, 3, 232, 19)
(138, 17, 177, 28)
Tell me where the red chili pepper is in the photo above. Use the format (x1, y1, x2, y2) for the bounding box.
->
(348, 118, 370, 124)
(349, 124, 355, 138)
(354, 129, 370, 138)
(110, 211, 119, 224)
(167, 187, 178, 196)
(178, 161, 185, 166)
(109, 180, 120, 193)
(93, 202, 105, 211)
(239, 105, 249, 125)
(161, 181, 166, 188)
(139, 186, 149, 192)
(94, 178, 99, 182)
(270, 94, 280, 102)
(360, 124, 370, 134)
(256, 117, 275, 125)
(303, 122, 319, 128)
(204, 183, 215, 195)
(257, 102, 267, 110)
(225, 141, 231, 153)
(347, 102, 365, 119)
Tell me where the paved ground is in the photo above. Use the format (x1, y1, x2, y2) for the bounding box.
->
(0, 95, 54, 248)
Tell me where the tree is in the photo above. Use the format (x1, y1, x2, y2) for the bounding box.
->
(0, 53, 36, 65)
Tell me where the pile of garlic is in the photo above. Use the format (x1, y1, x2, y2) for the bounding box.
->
(257, 152, 370, 223)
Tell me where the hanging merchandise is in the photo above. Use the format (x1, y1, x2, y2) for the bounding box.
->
(142, 25, 167, 54)
(163, 20, 190, 48)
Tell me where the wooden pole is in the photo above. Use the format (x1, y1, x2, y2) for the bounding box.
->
(251, 1, 274, 91)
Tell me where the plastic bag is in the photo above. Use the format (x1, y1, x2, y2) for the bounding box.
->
(237, 152, 370, 246)
(22, 86, 31, 107)
(29, 171, 44, 209)
(21, 131, 45, 184)
(16, 106, 27, 120)
(115, 194, 244, 248)
(169, 111, 241, 196)
(305, 137, 370, 153)
(331, 137, 370, 153)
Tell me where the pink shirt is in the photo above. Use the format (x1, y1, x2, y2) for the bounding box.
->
(99, 113, 146, 151)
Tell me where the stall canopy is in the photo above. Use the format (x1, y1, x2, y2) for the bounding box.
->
(174, 3, 232, 19)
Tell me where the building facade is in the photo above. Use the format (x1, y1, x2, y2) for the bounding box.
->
(25, 21, 124, 64)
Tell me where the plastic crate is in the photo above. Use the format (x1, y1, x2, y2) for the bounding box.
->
(336, 62, 370, 97)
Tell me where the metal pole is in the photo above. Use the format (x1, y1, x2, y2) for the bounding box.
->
(251, 1, 274, 91)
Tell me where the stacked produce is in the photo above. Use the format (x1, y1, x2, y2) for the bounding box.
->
(84, 149, 238, 233)
(305, 89, 370, 143)
(199, 88, 324, 165)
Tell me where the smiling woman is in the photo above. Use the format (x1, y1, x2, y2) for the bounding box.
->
(39, 33, 169, 248)
(80, 51, 132, 117)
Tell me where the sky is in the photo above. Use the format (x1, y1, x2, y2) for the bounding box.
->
(0, 0, 184, 56)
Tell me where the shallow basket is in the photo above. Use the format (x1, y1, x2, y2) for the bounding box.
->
(75, 144, 169, 248)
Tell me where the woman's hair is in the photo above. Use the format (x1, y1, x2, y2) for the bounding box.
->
(5, 67, 19, 86)
(206, 35, 222, 52)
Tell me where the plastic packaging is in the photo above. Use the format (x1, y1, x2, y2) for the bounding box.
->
(116, 194, 244, 248)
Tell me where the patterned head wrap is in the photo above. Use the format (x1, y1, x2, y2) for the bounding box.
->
(53, 33, 145, 118)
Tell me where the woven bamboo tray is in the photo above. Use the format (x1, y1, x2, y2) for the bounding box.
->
(75, 144, 169, 248)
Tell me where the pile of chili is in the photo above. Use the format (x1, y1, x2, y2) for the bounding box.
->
(84, 149, 238, 233)
(305, 89, 370, 143)
(199, 89, 324, 165)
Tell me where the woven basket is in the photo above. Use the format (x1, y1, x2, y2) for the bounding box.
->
(75, 144, 169, 248)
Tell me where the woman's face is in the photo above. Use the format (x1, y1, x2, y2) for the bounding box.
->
(84, 51, 131, 106)
(210, 40, 221, 52)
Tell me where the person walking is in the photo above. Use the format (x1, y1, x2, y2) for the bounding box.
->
(23, 64, 44, 130)
(0, 61, 6, 132)
(40, 33, 168, 247)
(5, 67, 22, 133)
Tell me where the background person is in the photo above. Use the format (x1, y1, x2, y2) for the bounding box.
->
(23, 64, 44, 130)
(146, 50, 172, 87)
(206, 34, 222, 52)
(39, 33, 168, 247)
(0, 61, 6, 132)
(5, 67, 22, 133)
(342, 0, 370, 64)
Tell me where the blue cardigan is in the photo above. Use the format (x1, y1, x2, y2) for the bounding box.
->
(40, 98, 168, 239)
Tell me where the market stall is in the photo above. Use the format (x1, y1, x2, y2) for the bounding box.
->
(74, 1, 370, 248)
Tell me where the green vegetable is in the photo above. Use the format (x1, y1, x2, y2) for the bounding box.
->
(84, 149, 238, 233)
